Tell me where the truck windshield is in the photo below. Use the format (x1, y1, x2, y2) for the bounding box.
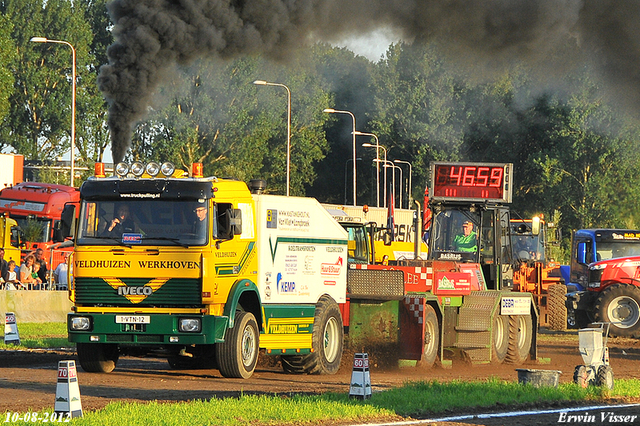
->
(77, 200, 212, 246)
(511, 234, 545, 262)
(430, 209, 480, 261)
(13, 217, 51, 243)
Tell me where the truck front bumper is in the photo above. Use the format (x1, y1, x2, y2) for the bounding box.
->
(67, 313, 229, 345)
(565, 290, 595, 311)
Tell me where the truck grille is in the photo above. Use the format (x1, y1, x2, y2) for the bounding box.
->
(74, 277, 201, 306)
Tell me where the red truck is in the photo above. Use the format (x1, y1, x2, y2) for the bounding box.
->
(565, 229, 640, 337)
(0, 182, 79, 278)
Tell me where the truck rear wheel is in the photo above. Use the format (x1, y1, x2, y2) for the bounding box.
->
(417, 305, 439, 368)
(281, 296, 344, 375)
(77, 343, 119, 373)
(492, 315, 509, 364)
(506, 315, 532, 364)
(547, 284, 568, 331)
(216, 311, 259, 379)
(594, 284, 640, 337)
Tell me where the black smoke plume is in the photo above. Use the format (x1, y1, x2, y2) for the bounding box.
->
(100, 0, 640, 162)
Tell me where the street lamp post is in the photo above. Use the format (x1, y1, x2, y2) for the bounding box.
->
(354, 131, 380, 207)
(344, 158, 362, 205)
(394, 160, 412, 209)
(362, 142, 387, 207)
(253, 80, 291, 196)
(324, 108, 357, 206)
(30, 37, 76, 187)
(381, 162, 402, 209)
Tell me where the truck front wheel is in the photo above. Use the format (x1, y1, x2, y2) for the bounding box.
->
(492, 315, 509, 364)
(216, 311, 259, 379)
(594, 284, 640, 337)
(417, 304, 439, 368)
(77, 343, 119, 373)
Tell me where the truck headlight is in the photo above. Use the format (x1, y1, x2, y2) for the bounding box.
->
(590, 264, 607, 270)
(178, 318, 201, 333)
(70, 316, 91, 331)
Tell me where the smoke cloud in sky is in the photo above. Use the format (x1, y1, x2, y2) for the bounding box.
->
(99, 0, 640, 162)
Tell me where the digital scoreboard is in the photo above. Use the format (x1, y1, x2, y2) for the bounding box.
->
(430, 162, 512, 203)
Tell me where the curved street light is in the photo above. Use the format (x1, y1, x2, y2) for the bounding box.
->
(324, 108, 357, 206)
(253, 80, 291, 196)
(355, 131, 380, 207)
(30, 37, 76, 187)
(394, 159, 412, 209)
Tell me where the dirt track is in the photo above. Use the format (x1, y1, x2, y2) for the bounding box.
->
(1, 329, 640, 425)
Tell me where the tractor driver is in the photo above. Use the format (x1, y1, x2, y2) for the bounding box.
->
(453, 220, 478, 253)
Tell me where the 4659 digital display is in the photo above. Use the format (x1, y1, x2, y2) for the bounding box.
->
(430, 162, 512, 203)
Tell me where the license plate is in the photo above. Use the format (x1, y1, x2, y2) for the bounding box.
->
(115, 315, 150, 324)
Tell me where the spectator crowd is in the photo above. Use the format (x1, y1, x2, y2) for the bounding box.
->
(0, 247, 71, 291)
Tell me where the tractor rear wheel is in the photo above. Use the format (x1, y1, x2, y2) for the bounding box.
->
(594, 284, 640, 337)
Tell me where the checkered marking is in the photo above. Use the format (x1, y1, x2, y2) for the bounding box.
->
(405, 296, 424, 324)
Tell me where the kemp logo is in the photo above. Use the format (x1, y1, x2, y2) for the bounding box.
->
(105, 278, 169, 304)
(122, 233, 142, 244)
(321, 257, 343, 276)
(276, 272, 296, 294)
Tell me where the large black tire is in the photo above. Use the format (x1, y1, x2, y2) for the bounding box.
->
(547, 284, 568, 331)
(77, 343, 119, 373)
(573, 365, 590, 388)
(492, 314, 509, 364)
(416, 305, 439, 368)
(505, 315, 533, 365)
(216, 311, 259, 379)
(596, 365, 614, 390)
(594, 284, 640, 337)
(281, 295, 344, 375)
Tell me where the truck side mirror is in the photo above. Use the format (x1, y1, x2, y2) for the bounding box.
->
(229, 209, 242, 236)
(54, 204, 76, 242)
(577, 242, 587, 264)
(383, 230, 392, 246)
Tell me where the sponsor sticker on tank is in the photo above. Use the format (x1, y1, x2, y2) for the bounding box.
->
(501, 296, 532, 315)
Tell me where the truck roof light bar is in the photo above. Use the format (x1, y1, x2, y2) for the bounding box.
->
(115, 162, 129, 177)
(131, 162, 145, 177)
(146, 162, 160, 177)
(161, 162, 175, 177)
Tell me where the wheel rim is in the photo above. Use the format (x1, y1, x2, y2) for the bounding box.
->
(323, 316, 340, 363)
(494, 317, 505, 350)
(517, 316, 527, 350)
(241, 323, 257, 367)
(607, 296, 640, 328)
(425, 318, 437, 355)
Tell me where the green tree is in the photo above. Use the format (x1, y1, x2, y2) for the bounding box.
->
(0, 13, 15, 144)
(0, 0, 95, 167)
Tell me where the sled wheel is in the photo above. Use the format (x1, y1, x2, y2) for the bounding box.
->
(492, 314, 509, 364)
(216, 311, 259, 379)
(506, 315, 533, 365)
(77, 343, 119, 373)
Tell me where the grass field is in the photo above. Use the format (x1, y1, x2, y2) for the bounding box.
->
(4, 324, 640, 425)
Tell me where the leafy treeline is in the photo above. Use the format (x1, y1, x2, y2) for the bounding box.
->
(0, 1, 639, 247)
